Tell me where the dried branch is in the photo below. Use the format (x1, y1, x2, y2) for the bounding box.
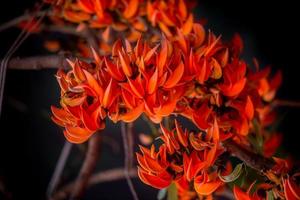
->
(121, 122, 139, 200)
(223, 139, 275, 172)
(273, 99, 300, 108)
(6, 55, 92, 70)
(52, 168, 137, 200)
(70, 134, 101, 200)
(0, 11, 48, 32)
(47, 142, 73, 199)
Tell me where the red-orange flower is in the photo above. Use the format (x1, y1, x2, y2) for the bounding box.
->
(137, 120, 224, 196)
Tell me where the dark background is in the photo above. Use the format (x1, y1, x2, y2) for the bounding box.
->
(0, 0, 300, 199)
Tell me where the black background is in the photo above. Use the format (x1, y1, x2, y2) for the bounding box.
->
(0, 0, 300, 199)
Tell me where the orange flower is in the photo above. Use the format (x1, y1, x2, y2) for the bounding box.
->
(136, 121, 224, 196)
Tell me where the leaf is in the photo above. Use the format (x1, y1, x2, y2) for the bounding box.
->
(157, 188, 167, 200)
(167, 182, 178, 200)
(218, 163, 244, 183)
(267, 191, 275, 200)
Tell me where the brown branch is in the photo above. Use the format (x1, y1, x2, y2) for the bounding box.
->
(121, 122, 139, 200)
(273, 99, 300, 108)
(47, 142, 73, 199)
(70, 134, 101, 200)
(223, 139, 275, 172)
(6, 55, 92, 70)
(51, 168, 137, 200)
(0, 11, 48, 32)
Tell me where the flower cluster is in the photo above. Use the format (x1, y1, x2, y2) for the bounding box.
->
(137, 120, 225, 199)
(47, 0, 300, 199)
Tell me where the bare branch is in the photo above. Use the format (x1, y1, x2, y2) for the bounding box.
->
(273, 99, 300, 108)
(6, 55, 92, 70)
(47, 142, 73, 199)
(223, 139, 275, 172)
(51, 168, 137, 200)
(121, 122, 139, 200)
(0, 11, 48, 32)
(70, 134, 101, 200)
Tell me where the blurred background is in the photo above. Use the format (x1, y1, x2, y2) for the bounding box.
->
(0, 0, 299, 199)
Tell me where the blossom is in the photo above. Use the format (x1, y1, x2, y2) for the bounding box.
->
(136, 120, 224, 197)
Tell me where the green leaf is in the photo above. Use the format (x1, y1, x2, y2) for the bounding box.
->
(157, 188, 167, 200)
(267, 191, 274, 200)
(218, 163, 244, 183)
(167, 182, 178, 200)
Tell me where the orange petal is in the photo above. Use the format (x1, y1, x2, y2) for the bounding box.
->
(77, 0, 94, 13)
(193, 23, 205, 47)
(127, 77, 145, 98)
(286, 177, 300, 200)
(233, 186, 251, 200)
(178, 0, 187, 19)
(245, 96, 254, 120)
(51, 106, 73, 124)
(120, 102, 144, 122)
(81, 108, 99, 131)
(181, 14, 194, 35)
(102, 78, 113, 108)
(143, 155, 165, 173)
(123, 0, 139, 19)
(194, 177, 222, 195)
(63, 10, 90, 23)
(220, 78, 246, 97)
(164, 61, 184, 88)
(119, 51, 132, 77)
(158, 36, 168, 76)
(158, 22, 172, 38)
(137, 167, 171, 189)
(94, 0, 104, 19)
(83, 69, 104, 99)
(63, 130, 91, 144)
(104, 57, 125, 81)
(175, 119, 188, 147)
(147, 67, 158, 94)
(144, 44, 159, 64)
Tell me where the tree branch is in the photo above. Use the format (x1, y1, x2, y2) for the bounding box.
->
(47, 142, 73, 199)
(51, 168, 137, 200)
(70, 134, 101, 200)
(6, 55, 92, 70)
(273, 99, 300, 108)
(121, 122, 139, 200)
(0, 11, 48, 32)
(223, 139, 275, 172)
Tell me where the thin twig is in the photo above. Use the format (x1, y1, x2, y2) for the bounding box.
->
(47, 142, 73, 199)
(6, 55, 92, 70)
(121, 122, 139, 200)
(273, 99, 300, 108)
(52, 168, 137, 200)
(223, 139, 275, 172)
(0, 11, 48, 32)
(70, 134, 101, 200)
(127, 123, 134, 169)
(0, 4, 47, 116)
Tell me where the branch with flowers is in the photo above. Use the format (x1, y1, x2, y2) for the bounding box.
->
(2, 0, 300, 199)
